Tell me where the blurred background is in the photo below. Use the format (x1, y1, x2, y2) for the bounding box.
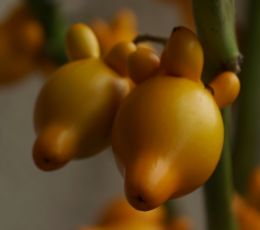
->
(0, 0, 246, 229)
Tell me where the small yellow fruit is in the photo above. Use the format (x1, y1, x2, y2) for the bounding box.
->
(104, 41, 136, 76)
(128, 46, 160, 84)
(209, 71, 240, 108)
(161, 27, 203, 82)
(66, 23, 100, 60)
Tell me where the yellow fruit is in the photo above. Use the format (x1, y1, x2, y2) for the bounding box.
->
(104, 41, 137, 76)
(33, 58, 133, 171)
(66, 23, 100, 60)
(98, 197, 165, 225)
(112, 76, 223, 210)
(128, 46, 160, 84)
(161, 27, 203, 82)
(209, 71, 240, 108)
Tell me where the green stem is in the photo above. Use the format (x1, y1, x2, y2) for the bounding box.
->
(192, 0, 240, 229)
(164, 200, 177, 222)
(193, 0, 241, 80)
(26, 0, 67, 64)
(233, 0, 260, 195)
(204, 109, 237, 230)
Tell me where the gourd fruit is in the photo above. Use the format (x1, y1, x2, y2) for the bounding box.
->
(112, 76, 224, 210)
(33, 24, 134, 171)
(112, 27, 240, 211)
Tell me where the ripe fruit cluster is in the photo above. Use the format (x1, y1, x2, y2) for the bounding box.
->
(32, 23, 240, 210)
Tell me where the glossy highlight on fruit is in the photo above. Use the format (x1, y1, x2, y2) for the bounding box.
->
(112, 76, 224, 211)
(111, 26, 241, 211)
(161, 27, 203, 82)
(33, 24, 133, 171)
(66, 23, 100, 60)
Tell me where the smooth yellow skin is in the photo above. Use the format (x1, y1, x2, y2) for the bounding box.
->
(128, 46, 160, 84)
(112, 76, 223, 211)
(161, 27, 203, 82)
(98, 197, 165, 226)
(66, 23, 100, 60)
(209, 71, 240, 108)
(104, 41, 137, 76)
(34, 58, 132, 171)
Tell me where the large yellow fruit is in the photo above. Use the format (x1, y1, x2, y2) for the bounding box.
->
(112, 76, 224, 211)
(33, 58, 132, 171)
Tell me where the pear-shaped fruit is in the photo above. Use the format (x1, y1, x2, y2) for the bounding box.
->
(112, 76, 223, 210)
(33, 58, 133, 171)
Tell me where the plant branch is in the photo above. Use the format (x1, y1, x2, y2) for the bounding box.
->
(133, 34, 167, 45)
(233, 0, 260, 195)
(204, 109, 237, 230)
(192, 0, 240, 229)
(26, 0, 67, 64)
(193, 0, 241, 80)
